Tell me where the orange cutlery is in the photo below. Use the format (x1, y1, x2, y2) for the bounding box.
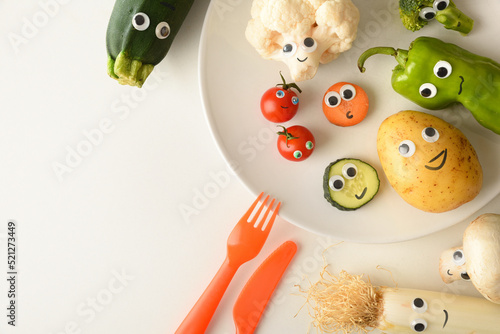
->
(233, 240, 297, 334)
(175, 192, 280, 334)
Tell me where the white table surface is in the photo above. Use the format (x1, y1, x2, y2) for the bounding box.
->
(1, 1, 498, 334)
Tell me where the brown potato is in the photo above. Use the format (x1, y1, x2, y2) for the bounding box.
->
(377, 110, 482, 213)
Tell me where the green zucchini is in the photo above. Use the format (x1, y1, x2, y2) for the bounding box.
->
(106, 0, 195, 87)
(323, 158, 380, 211)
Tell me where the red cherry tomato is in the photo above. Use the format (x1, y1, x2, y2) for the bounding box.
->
(277, 125, 315, 161)
(322, 82, 369, 127)
(261, 73, 302, 123)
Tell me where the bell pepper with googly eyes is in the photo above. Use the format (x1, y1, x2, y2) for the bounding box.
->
(322, 82, 369, 127)
(399, 0, 474, 35)
(358, 36, 500, 135)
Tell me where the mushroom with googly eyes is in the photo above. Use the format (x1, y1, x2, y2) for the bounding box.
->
(439, 213, 500, 303)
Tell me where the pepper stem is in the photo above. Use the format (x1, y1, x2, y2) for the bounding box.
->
(277, 126, 299, 148)
(357, 47, 409, 73)
(277, 71, 302, 93)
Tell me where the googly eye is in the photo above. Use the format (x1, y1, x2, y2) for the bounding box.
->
(132, 12, 150, 31)
(419, 83, 437, 98)
(452, 249, 466, 266)
(411, 319, 427, 332)
(293, 150, 303, 159)
(329, 175, 345, 191)
(461, 272, 470, 280)
(399, 140, 416, 158)
(422, 127, 439, 142)
(433, 60, 452, 79)
(282, 42, 297, 57)
(306, 141, 314, 150)
(291, 96, 299, 105)
(433, 0, 450, 11)
(301, 37, 317, 53)
(156, 22, 170, 39)
(342, 163, 358, 179)
(419, 7, 436, 21)
(412, 298, 428, 313)
(340, 84, 356, 101)
(324, 91, 341, 108)
(276, 90, 285, 98)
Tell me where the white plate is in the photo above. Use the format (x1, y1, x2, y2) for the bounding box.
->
(198, 0, 500, 243)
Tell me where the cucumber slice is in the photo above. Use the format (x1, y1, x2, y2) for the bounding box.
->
(323, 158, 380, 211)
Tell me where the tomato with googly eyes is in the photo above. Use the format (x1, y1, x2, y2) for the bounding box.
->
(322, 82, 369, 126)
(261, 72, 302, 123)
(276, 125, 315, 161)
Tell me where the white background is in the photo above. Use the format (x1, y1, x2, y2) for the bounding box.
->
(0, 0, 499, 334)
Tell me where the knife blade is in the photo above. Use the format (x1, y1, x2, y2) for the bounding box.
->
(233, 240, 297, 334)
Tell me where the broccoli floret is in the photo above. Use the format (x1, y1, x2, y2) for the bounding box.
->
(399, 0, 473, 35)
(399, 0, 434, 31)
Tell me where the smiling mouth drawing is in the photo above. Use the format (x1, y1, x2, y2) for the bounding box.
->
(281, 106, 288, 109)
(425, 149, 447, 170)
(297, 57, 308, 62)
(447, 269, 453, 276)
(458, 76, 464, 95)
(346, 111, 353, 119)
(443, 310, 449, 328)
(355, 187, 367, 200)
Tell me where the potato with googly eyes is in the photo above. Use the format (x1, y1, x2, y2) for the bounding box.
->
(377, 110, 482, 213)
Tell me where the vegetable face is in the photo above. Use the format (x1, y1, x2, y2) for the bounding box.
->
(323, 158, 379, 211)
(322, 82, 369, 126)
(260, 73, 301, 123)
(106, 0, 194, 87)
(440, 213, 500, 304)
(358, 36, 500, 135)
(276, 125, 315, 161)
(245, 0, 360, 81)
(399, 0, 473, 35)
(304, 270, 500, 334)
(379, 288, 500, 333)
(377, 110, 482, 213)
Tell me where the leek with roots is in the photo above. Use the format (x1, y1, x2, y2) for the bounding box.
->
(302, 270, 500, 333)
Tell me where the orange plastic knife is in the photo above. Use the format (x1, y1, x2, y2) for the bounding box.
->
(232, 240, 297, 334)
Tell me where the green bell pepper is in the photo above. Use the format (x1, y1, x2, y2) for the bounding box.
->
(358, 36, 500, 135)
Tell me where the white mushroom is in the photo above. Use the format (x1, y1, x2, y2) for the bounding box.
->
(439, 213, 500, 303)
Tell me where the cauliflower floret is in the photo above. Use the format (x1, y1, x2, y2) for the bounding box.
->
(245, 0, 360, 81)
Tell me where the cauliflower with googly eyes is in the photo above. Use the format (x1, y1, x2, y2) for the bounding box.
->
(245, 0, 360, 82)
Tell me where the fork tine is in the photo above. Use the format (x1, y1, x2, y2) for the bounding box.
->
(262, 201, 281, 231)
(255, 198, 275, 227)
(249, 194, 270, 224)
(242, 192, 264, 220)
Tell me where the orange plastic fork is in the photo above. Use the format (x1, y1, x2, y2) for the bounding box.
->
(175, 192, 280, 334)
